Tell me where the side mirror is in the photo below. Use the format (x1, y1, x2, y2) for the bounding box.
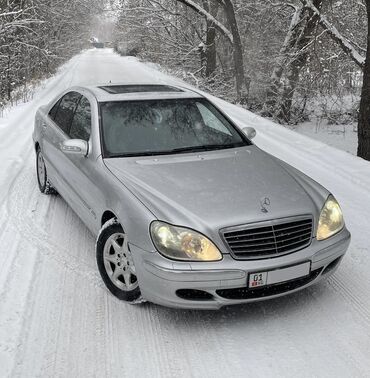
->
(242, 126, 256, 140)
(61, 139, 88, 156)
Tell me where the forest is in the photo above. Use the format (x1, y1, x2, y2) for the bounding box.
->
(1, 0, 370, 160)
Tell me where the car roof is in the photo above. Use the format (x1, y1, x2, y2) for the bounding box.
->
(81, 83, 204, 102)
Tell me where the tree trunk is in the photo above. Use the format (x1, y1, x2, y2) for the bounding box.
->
(176, 0, 247, 102)
(278, 61, 301, 122)
(264, 5, 305, 115)
(176, 0, 233, 42)
(221, 0, 248, 102)
(204, 1, 219, 77)
(7, 54, 11, 101)
(264, 6, 302, 115)
(357, 0, 370, 161)
(277, 0, 323, 123)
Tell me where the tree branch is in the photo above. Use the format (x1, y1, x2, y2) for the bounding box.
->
(176, 0, 233, 43)
(300, 0, 365, 69)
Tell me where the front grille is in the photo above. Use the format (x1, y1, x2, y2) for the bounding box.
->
(216, 268, 322, 300)
(222, 217, 313, 260)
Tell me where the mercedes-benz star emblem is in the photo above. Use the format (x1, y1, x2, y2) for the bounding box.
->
(260, 197, 271, 213)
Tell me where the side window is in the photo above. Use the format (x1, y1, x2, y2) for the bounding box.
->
(48, 99, 61, 120)
(69, 96, 92, 141)
(54, 92, 81, 134)
(196, 102, 232, 136)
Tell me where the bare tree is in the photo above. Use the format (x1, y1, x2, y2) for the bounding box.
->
(278, 0, 323, 123)
(0, 0, 104, 105)
(264, 4, 305, 115)
(4, 0, 364, 158)
(176, 0, 248, 101)
(202, 0, 219, 77)
(301, 0, 365, 69)
(296, 0, 369, 159)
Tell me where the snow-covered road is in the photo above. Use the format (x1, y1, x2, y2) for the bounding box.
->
(1, 49, 370, 378)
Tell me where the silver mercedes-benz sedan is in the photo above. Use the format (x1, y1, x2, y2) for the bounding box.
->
(32, 84, 351, 309)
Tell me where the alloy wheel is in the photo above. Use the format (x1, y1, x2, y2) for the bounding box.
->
(103, 232, 138, 291)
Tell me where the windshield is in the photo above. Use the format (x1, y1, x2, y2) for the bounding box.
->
(100, 98, 250, 157)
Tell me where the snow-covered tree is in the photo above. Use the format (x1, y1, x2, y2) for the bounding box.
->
(0, 0, 103, 104)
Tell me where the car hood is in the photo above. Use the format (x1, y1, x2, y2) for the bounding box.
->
(104, 146, 326, 237)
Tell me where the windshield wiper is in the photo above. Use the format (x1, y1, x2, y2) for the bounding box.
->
(107, 143, 244, 158)
(166, 143, 242, 154)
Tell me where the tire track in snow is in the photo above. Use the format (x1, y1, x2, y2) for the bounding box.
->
(0, 231, 39, 377)
(328, 273, 370, 324)
(5, 161, 103, 290)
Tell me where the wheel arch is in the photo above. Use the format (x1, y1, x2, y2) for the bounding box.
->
(101, 210, 118, 227)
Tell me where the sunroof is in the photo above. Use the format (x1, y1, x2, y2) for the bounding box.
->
(99, 84, 183, 94)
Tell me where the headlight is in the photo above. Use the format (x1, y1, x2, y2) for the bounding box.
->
(150, 221, 222, 261)
(316, 195, 344, 241)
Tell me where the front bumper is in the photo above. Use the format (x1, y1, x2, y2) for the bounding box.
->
(131, 227, 351, 309)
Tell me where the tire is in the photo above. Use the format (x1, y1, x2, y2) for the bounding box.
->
(96, 220, 142, 302)
(36, 148, 57, 195)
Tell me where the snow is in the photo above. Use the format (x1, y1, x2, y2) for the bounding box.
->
(1, 48, 370, 377)
(292, 121, 358, 155)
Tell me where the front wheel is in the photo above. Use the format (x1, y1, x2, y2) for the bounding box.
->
(96, 220, 141, 302)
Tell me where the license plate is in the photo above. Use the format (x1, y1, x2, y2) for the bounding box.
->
(249, 272, 268, 288)
(248, 262, 311, 288)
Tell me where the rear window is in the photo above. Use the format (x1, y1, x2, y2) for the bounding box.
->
(48, 99, 61, 120)
(53, 92, 81, 134)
